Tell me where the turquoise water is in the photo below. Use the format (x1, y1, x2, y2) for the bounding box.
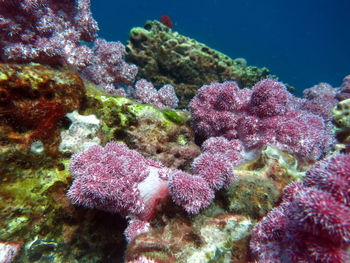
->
(92, 0, 350, 94)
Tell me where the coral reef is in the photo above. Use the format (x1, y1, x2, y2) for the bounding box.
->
(125, 20, 276, 107)
(0, 4, 344, 262)
(0, 73, 200, 262)
(84, 84, 200, 170)
(190, 79, 336, 160)
(250, 154, 350, 263)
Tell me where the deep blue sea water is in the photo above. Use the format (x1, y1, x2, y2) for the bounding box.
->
(91, 0, 350, 94)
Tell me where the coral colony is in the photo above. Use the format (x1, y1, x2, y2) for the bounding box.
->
(0, 0, 349, 262)
(250, 154, 350, 263)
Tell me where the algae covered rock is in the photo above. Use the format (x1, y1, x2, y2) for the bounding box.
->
(0, 63, 85, 147)
(0, 159, 127, 262)
(83, 82, 200, 170)
(125, 208, 253, 263)
(222, 146, 308, 220)
(333, 98, 350, 153)
(0, 63, 86, 173)
(125, 20, 275, 107)
(223, 176, 279, 220)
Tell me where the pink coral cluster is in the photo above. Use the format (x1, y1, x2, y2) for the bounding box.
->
(191, 136, 243, 190)
(301, 82, 339, 122)
(129, 79, 179, 109)
(250, 154, 350, 263)
(0, 0, 138, 93)
(189, 78, 336, 160)
(0, 0, 98, 68)
(67, 141, 219, 240)
(67, 142, 170, 220)
(81, 39, 138, 94)
(168, 172, 214, 214)
(168, 136, 245, 214)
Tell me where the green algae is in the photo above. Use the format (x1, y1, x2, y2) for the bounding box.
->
(84, 82, 191, 145)
(162, 109, 186, 124)
(0, 160, 71, 241)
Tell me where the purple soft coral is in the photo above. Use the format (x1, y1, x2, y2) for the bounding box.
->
(0, 0, 98, 68)
(67, 142, 220, 238)
(0, 0, 138, 93)
(67, 142, 170, 221)
(81, 39, 138, 93)
(189, 79, 336, 160)
(129, 79, 179, 109)
(250, 154, 350, 263)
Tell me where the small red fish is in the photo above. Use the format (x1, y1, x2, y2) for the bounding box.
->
(160, 14, 173, 29)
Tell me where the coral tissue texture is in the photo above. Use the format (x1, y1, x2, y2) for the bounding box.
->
(250, 154, 350, 263)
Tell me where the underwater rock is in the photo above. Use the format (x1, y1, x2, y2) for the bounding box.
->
(233, 146, 307, 193)
(125, 20, 275, 108)
(59, 110, 101, 155)
(0, 63, 86, 170)
(0, 159, 127, 262)
(223, 176, 279, 220)
(84, 83, 200, 170)
(333, 98, 350, 153)
(219, 146, 307, 221)
(125, 210, 253, 263)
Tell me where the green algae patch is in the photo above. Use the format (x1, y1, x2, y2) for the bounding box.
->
(162, 109, 186, 124)
(0, 160, 71, 241)
(0, 156, 126, 262)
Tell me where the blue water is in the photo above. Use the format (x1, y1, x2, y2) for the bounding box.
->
(91, 0, 350, 94)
